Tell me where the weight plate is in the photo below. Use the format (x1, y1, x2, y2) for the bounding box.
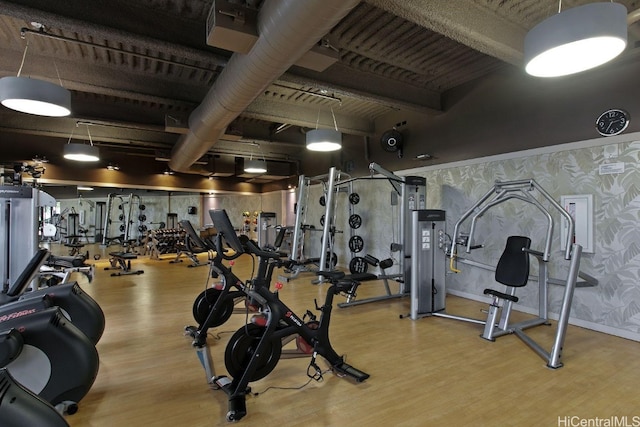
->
(138, 214, 146, 222)
(348, 193, 360, 205)
(349, 256, 368, 274)
(324, 252, 338, 269)
(319, 195, 326, 206)
(139, 204, 146, 211)
(320, 214, 325, 226)
(348, 235, 364, 253)
(348, 213, 362, 229)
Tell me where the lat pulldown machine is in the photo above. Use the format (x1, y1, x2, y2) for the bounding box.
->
(411, 178, 585, 368)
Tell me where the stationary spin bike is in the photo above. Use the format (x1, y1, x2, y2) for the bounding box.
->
(193, 209, 370, 422)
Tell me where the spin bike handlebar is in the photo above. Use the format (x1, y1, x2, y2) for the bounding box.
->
(244, 239, 284, 261)
(213, 234, 244, 262)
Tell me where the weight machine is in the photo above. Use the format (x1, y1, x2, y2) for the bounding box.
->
(410, 179, 586, 368)
(336, 163, 426, 307)
(1, 185, 55, 289)
(257, 212, 278, 250)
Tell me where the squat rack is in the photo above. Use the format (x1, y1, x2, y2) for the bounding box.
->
(284, 168, 346, 282)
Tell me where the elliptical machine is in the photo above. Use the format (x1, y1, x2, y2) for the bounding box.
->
(1, 250, 100, 414)
(192, 209, 369, 422)
(0, 366, 70, 427)
(1, 305, 99, 414)
(0, 248, 105, 344)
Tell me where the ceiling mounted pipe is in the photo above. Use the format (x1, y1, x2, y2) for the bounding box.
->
(169, 0, 360, 173)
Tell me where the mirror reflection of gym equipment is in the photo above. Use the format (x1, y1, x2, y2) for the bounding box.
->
(102, 193, 147, 249)
(409, 179, 594, 368)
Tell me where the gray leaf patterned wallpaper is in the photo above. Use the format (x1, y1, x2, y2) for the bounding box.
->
(427, 141, 640, 340)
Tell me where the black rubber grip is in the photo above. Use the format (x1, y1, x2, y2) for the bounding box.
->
(523, 248, 544, 257)
(483, 288, 519, 303)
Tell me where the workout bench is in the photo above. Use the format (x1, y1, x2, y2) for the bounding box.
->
(337, 254, 394, 308)
(105, 252, 144, 276)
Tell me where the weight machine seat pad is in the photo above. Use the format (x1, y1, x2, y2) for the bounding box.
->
(47, 255, 87, 268)
(318, 270, 345, 280)
(109, 252, 138, 259)
(494, 236, 531, 288)
(347, 273, 377, 282)
(483, 288, 519, 303)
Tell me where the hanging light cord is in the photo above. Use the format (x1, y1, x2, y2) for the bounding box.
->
(16, 38, 29, 77)
(86, 125, 95, 146)
(16, 32, 65, 87)
(330, 107, 338, 132)
(66, 124, 95, 146)
(66, 124, 75, 145)
(314, 107, 339, 131)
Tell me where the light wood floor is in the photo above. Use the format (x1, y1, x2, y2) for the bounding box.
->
(49, 244, 639, 427)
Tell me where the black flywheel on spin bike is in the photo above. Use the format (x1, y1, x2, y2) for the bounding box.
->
(225, 324, 282, 381)
(192, 288, 235, 326)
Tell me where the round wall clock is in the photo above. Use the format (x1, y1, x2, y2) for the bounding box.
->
(596, 109, 629, 136)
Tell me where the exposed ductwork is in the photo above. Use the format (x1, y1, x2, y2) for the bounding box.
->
(169, 0, 360, 174)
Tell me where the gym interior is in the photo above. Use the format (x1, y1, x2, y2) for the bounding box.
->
(2, 1, 640, 426)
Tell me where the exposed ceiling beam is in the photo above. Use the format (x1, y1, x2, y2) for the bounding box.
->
(243, 98, 374, 136)
(282, 63, 442, 114)
(365, 0, 527, 66)
(0, 1, 228, 68)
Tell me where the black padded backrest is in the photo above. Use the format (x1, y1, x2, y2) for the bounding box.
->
(209, 209, 245, 254)
(178, 220, 210, 251)
(273, 226, 286, 248)
(6, 248, 50, 297)
(494, 236, 531, 288)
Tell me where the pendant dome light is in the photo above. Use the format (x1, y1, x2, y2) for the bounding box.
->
(0, 34, 71, 116)
(306, 106, 342, 152)
(63, 124, 100, 162)
(244, 159, 267, 174)
(524, 2, 628, 78)
(244, 142, 268, 173)
(0, 76, 71, 117)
